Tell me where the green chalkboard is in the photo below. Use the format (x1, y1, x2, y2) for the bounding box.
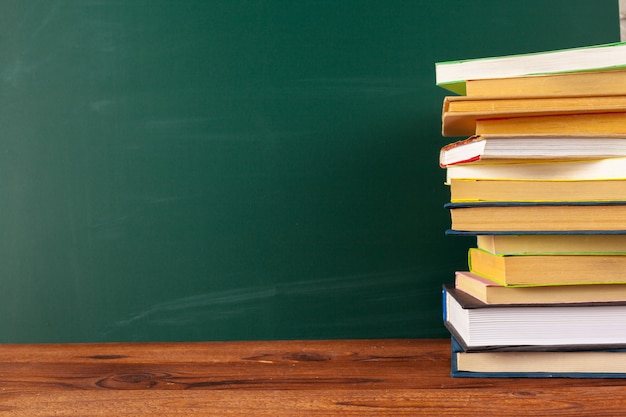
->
(0, 0, 618, 342)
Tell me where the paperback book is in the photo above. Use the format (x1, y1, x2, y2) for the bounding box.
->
(439, 135, 626, 167)
(435, 41, 626, 95)
(444, 156, 626, 182)
(442, 95, 626, 136)
(464, 69, 626, 97)
(454, 271, 626, 305)
(474, 112, 626, 136)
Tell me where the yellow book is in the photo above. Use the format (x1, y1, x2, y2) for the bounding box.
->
(476, 234, 626, 255)
(455, 271, 626, 304)
(465, 70, 626, 97)
(474, 112, 626, 136)
(446, 95, 626, 113)
(468, 248, 626, 286)
(449, 178, 626, 202)
(442, 95, 626, 136)
(445, 201, 626, 232)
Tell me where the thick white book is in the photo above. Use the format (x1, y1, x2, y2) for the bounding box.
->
(445, 156, 626, 182)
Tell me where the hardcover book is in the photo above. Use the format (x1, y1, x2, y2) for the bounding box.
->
(443, 285, 626, 351)
(451, 336, 626, 378)
(467, 248, 626, 286)
(448, 178, 626, 203)
(445, 201, 626, 232)
(476, 233, 626, 255)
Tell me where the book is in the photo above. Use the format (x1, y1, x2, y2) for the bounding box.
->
(443, 285, 626, 351)
(435, 41, 626, 95)
(446, 94, 626, 114)
(455, 271, 626, 304)
(445, 201, 626, 233)
(465, 69, 626, 97)
(468, 248, 626, 286)
(451, 336, 626, 378)
(445, 156, 626, 182)
(476, 233, 626, 255)
(448, 178, 626, 202)
(442, 95, 626, 136)
(439, 135, 626, 167)
(475, 112, 626, 136)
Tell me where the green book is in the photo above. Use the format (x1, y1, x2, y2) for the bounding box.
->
(435, 41, 626, 95)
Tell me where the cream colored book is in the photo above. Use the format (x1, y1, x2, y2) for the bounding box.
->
(445, 156, 626, 182)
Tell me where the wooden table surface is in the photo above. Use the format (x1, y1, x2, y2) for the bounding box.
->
(1, 338, 625, 416)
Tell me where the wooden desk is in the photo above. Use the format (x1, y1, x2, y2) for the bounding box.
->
(0, 338, 624, 416)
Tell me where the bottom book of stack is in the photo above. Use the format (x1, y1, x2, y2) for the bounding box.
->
(451, 336, 626, 378)
(444, 283, 626, 378)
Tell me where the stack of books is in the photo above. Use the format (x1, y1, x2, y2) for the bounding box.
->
(435, 41, 626, 378)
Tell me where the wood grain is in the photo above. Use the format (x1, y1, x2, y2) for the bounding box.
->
(0, 339, 624, 416)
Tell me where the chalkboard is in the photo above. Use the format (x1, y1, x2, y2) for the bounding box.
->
(0, 1, 618, 342)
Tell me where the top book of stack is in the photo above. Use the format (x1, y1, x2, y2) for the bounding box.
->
(435, 41, 626, 95)
(436, 42, 626, 137)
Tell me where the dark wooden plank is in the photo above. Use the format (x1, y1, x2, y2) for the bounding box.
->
(0, 339, 625, 416)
